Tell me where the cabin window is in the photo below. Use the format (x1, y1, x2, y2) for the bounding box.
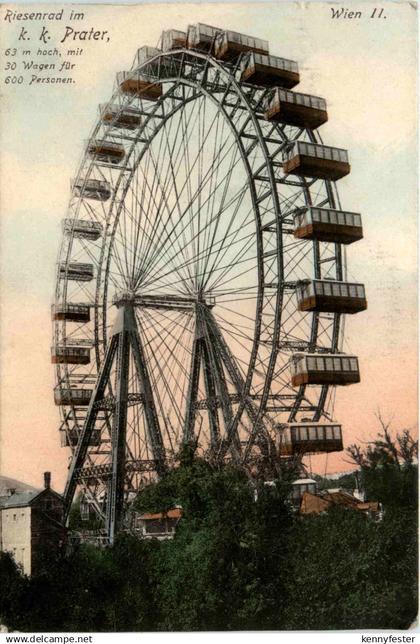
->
(325, 357, 334, 371)
(340, 284, 348, 297)
(338, 212, 345, 225)
(283, 90, 291, 103)
(349, 284, 357, 297)
(333, 357, 341, 371)
(323, 282, 332, 296)
(356, 285, 365, 298)
(307, 357, 316, 371)
(333, 426, 341, 439)
(350, 358, 358, 371)
(332, 283, 340, 297)
(300, 426, 308, 441)
(309, 426, 317, 440)
(316, 357, 324, 371)
(326, 426, 333, 440)
(342, 358, 350, 371)
(315, 282, 323, 295)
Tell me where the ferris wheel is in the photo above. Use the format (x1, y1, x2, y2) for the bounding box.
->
(52, 24, 366, 541)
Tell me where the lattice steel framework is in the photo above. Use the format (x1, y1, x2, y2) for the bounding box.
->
(53, 33, 348, 542)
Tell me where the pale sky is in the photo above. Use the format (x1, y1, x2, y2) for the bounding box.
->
(0, 1, 417, 492)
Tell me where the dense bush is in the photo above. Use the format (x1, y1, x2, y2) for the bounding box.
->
(0, 435, 417, 632)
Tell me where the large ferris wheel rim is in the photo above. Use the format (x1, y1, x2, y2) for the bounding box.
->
(54, 39, 345, 463)
(62, 47, 287, 424)
(98, 98, 265, 451)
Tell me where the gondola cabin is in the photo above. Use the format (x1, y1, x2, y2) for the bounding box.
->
(187, 23, 220, 52)
(264, 88, 327, 127)
(51, 345, 91, 365)
(279, 423, 343, 456)
(132, 46, 166, 77)
(162, 29, 187, 51)
(63, 218, 103, 240)
(133, 46, 161, 68)
(60, 429, 101, 448)
(117, 72, 163, 101)
(54, 388, 92, 406)
(73, 178, 111, 201)
(240, 53, 299, 89)
(291, 478, 317, 505)
(101, 105, 142, 130)
(59, 262, 94, 282)
(293, 207, 363, 244)
(291, 353, 360, 386)
(51, 303, 90, 323)
(214, 30, 269, 61)
(282, 141, 350, 181)
(296, 279, 367, 314)
(87, 140, 125, 164)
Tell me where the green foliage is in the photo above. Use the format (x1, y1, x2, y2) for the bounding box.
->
(314, 471, 357, 491)
(145, 463, 293, 630)
(362, 463, 417, 512)
(1, 435, 417, 632)
(68, 494, 103, 531)
(283, 504, 417, 629)
(346, 420, 418, 513)
(0, 552, 28, 627)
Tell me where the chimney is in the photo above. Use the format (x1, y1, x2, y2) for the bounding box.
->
(44, 471, 51, 490)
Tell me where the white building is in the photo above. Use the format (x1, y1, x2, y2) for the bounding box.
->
(0, 473, 66, 576)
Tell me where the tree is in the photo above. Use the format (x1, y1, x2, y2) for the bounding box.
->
(136, 458, 294, 630)
(346, 417, 418, 511)
(0, 552, 28, 629)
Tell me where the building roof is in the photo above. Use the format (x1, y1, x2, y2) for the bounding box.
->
(0, 490, 40, 509)
(300, 491, 379, 516)
(0, 487, 64, 510)
(139, 508, 182, 520)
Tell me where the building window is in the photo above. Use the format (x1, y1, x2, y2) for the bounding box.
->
(13, 514, 17, 521)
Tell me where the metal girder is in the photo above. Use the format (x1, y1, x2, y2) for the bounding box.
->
(203, 309, 270, 459)
(201, 314, 240, 457)
(63, 333, 119, 519)
(106, 312, 130, 544)
(93, 392, 145, 411)
(182, 313, 203, 445)
(64, 304, 166, 543)
(129, 308, 167, 476)
(113, 292, 216, 310)
(201, 337, 221, 448)
(74, 459, 159, 483)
